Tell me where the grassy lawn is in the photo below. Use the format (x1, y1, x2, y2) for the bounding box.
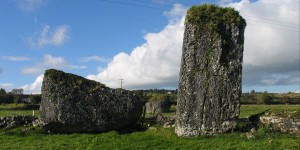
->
(0, 126, 299, 149)
(0, 104, 299, 149)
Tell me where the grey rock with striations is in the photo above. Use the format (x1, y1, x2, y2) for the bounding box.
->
(40, 69, 143, 133)
(176, 5, 246, 136)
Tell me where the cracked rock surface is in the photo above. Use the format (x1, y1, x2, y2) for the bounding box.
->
(176, 5, 246, 136)
(40, 69, 143, 133)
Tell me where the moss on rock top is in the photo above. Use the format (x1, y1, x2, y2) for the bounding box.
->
(186, 4, 246, 29)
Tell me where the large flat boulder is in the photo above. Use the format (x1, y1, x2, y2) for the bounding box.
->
(40, 69, 143, 133)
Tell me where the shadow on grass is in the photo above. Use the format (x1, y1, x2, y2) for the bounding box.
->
(235, 109, 269, 132)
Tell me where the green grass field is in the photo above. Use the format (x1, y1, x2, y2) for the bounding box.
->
(0, 104, 299, 149)
(0, 125, 299, 149)
(0, 104, 39, 117)
(0, 104, 27, 109)
(0, 110, 39, 117)
(239, 105, 300, 118)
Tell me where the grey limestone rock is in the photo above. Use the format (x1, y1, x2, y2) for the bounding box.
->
(176, 5, 246, 136)
(0, 115, 36, 129)
(40, 69, 143, 133)
(145, 100, 171, 115)
(260, 111, 300, 135)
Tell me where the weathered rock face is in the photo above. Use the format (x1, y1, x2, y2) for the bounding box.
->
(145, 100, 171, 115)
(260, 111, 300, 135)
(40, 69, 143, 133)
(176, 5, 246, 136)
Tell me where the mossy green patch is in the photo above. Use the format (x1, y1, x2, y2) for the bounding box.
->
(186, 4, 246, 29)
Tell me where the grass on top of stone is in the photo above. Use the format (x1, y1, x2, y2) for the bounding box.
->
(0, 125, 299, 149)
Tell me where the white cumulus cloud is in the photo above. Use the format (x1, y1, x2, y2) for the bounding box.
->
(87, 4, 187, 89)
(21, 74, 44, 94)
(27, 24, 69, 48)
(22, 54, 86, 75)
(224, 0, 299, 87)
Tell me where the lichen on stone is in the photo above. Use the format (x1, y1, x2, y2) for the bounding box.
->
(40, 69, 143, 133)
(176, 4, 246, 137)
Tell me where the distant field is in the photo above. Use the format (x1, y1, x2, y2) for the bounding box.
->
(239, 105, 300, 118)
(0, 104, 27, 109)
(162, 105, 300, 118)
(0, 104, 39, 117)
(0, 110, 39, 117)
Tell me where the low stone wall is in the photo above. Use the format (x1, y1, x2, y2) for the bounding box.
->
(0, 115, 36, 129)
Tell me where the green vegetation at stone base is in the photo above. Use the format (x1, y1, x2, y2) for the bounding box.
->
(0, 126, 299, 149)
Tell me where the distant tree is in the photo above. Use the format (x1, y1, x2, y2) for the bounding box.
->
(14, 96, 22, 104)
(30, 95, 42, 104)
(257, 93, 272, 105)
(0, 88, 6, 95)
(250, 90, 255, 95)
(0, 94, 14, 104)
(11, 89, 24, 95)
(282, 95, 290, 105)
(149, 95, 165, 102)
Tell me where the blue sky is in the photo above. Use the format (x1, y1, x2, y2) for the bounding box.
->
(0, 0, 299, 94)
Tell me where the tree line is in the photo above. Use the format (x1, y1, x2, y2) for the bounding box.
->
(0, 88, 41, 104)
(241, 90, 300, 105)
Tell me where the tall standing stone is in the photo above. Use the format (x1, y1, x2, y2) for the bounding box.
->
(176, 4, 246, 136)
